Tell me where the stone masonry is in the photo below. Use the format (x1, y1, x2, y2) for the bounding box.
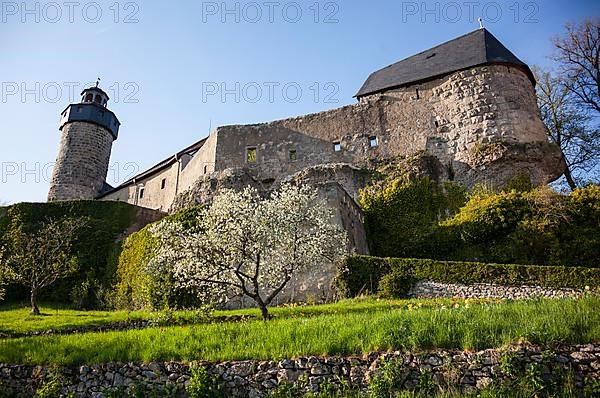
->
(48, 121, 114, 201)
(408, 281, 585, 300)
(99, 64, 564, 213)
(2, 344, 598, 397)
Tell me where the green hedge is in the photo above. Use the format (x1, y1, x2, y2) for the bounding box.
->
(0, 201, 139, 307)
(336, 255, 600, 298)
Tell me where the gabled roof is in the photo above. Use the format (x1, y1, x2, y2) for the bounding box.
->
(96, 137, 207, 199)
(355, 28, 535, 98)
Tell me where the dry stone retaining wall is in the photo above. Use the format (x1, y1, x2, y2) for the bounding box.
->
(408, 281, 585, 300)
(1, 344, 598, 397)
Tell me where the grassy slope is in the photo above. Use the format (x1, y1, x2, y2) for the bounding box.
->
(0, 298, 458, 335)
(0, 297, 598, 365)
(0, 303, 150, 335)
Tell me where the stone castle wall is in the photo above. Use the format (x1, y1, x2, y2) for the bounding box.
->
(48, 122, 114, 201)
(214, 64, 561, 188)
(100, 64, 563, 212)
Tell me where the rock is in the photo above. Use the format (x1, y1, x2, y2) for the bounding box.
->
(230, 362, 255, 378)
(426, 356, 443, 366)
(555, 355, 570, 364)
(277, 369, 305, 382)
(148, 363, 162, 373)
(142, 370, 157, 380)
(279, 359, 295, 369)
(476, 377, 493, 389)
(460, 375, 475, 385)
(112, 372, 124, 386)
(310, 363, 330, 376)
(262, 379, 278, 389)
(571, 352, 596, 362)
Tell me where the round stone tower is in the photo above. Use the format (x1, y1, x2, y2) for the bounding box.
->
(48, 85, 121, 201)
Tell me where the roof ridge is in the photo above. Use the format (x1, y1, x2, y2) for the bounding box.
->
(380, 28, 485, 69)
(355, 28, 533, 98)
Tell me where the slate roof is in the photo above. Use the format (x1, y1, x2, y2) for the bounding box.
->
(355, 28, 535, 98)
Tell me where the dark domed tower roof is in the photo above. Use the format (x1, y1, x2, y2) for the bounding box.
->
(355, 28, 535, 98)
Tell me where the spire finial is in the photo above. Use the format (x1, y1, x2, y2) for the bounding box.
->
(478, 17, 484, 29)
(96, 77, 101, 88)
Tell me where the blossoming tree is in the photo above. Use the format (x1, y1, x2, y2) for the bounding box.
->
(150, 184, 348, 320)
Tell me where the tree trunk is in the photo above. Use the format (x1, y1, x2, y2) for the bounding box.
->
(30, 288, 40, 316)
(258, 303, 270, 321)
(564, 167, 578, 191)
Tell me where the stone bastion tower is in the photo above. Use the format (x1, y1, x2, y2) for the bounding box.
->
(48, 85, 121, 201)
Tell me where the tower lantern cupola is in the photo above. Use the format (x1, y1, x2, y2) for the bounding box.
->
(81, 86, 109, 107)
(58, 82, 120, 140)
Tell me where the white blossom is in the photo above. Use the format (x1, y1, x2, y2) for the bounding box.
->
(149, 184, 348, 319)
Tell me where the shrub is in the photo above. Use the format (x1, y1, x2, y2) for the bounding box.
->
(360, 177, 467, 258)
(114, 225, 156, 309)
(186, 365, 224, 398)
(378, 271, 415, 299)
(336, 256, 600, 298)
(360, 176, 600, 267)
(114, 206, 203, 310)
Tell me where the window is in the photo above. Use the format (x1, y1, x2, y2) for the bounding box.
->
(289, 149, 297, 161)
(333, 142, 341, 152)
(85, 93, 93, 102)
(161, 178, 166, 189)
(203, 165, 208, 174)
(415, 88, 420, 99)
(246, 147, 257, 163)
(76, 106, 83, 113)
(369, 136, 379, 148)
(139, 187, 145, 199)
(94, 95, 102, 104)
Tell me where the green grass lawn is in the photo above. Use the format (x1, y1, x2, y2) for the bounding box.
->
(0, 297, 483, 335)
(0, 303, 151, 335)
(0, 296, 597, 365)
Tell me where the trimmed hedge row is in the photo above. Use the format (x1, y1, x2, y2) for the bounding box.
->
(336, 255, 600, 298)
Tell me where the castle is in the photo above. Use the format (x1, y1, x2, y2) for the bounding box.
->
(48, 28, 564, 259)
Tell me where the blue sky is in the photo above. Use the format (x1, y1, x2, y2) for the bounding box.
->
(1, 0, 598, 203)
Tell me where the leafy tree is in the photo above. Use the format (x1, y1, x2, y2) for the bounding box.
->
(0, 217, 85, 315)
(533, 66, 600, 190)
(0, 264, 11, 302)
(552, 18, 600, 114)
(150, 184, 347, 320)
